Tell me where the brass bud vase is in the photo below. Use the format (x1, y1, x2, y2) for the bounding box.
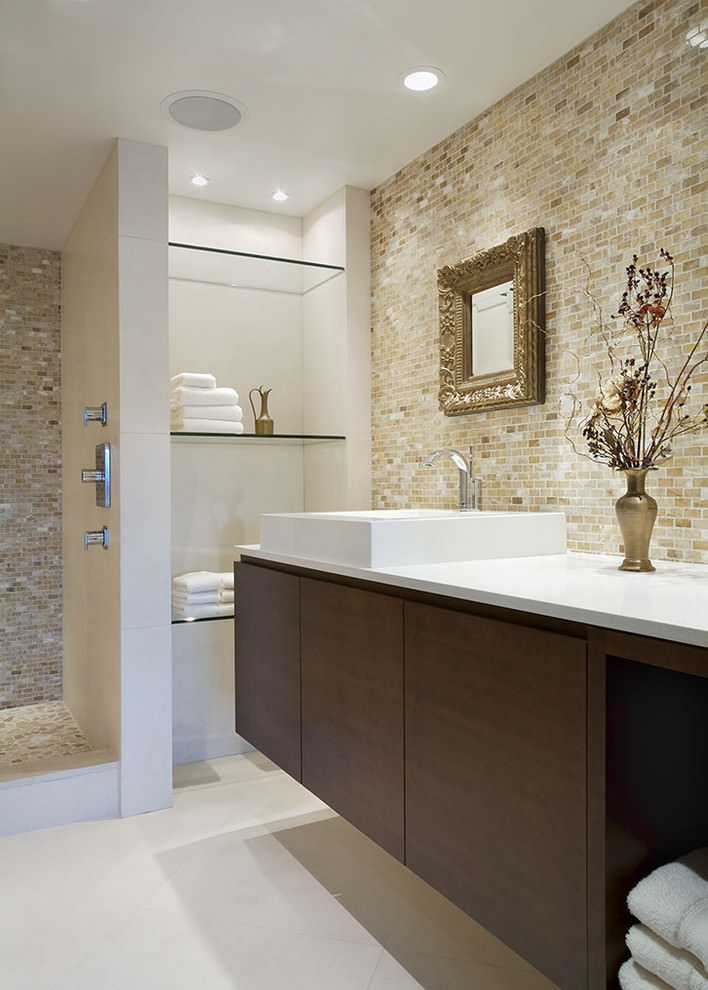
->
(249, 386, 274, 435)
(615, 468, 657, 572)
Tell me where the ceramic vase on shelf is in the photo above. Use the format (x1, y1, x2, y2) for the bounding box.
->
(615, 468, 658, 572)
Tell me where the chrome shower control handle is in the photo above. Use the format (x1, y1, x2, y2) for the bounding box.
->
(84, 526, 109, 550)
(83, 402, 108, 426)
(81, 443, 111, 507)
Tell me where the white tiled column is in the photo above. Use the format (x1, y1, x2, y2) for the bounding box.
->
(117, 139, 172, 816)
(302, 185, 371, 511)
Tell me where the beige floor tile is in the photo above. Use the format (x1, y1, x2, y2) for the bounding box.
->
(51, 910, 384, 990)
(369, 951, 560, 990)
(0, 753, 562, 990)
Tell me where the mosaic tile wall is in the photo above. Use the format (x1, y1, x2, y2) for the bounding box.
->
(0, 244, 63, 709)
(370, 0, 707, 564)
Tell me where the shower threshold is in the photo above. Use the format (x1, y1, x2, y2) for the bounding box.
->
(0, 701, 114, 783)
(0, 701, 120, 836)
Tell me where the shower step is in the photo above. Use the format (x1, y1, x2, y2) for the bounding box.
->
(0, 747, 117, 783)
(0, 749, 119, 837)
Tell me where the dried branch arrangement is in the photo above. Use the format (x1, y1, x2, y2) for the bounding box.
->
(566, 249, 707, 469)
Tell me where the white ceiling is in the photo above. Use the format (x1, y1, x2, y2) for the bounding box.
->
(1, 0, 638, 250)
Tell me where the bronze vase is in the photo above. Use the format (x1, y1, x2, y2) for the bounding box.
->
(249, 386, 274, 435)
(615, 468, 657, 572)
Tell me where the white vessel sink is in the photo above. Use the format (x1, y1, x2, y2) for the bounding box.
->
(258, 509, 567, 568)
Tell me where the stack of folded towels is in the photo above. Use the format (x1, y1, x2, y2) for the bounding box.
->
(172, 571, 235, 620)
(170, 372, 244, 433)
(619, 847, 708, 990)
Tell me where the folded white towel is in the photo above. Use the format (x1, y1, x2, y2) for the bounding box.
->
(627, 925, 708, 990)
(620, 958, 674, 990)
(172, 571, 234, 593)
(172, 602, 234, 620)
(170, 385, 240, 407)
(171, 404, 243, 423)
(172, 588, 234, 606)
(172, 571, 222, 594)
(172, 590, 220, 605)
(170, 372, 217, 389)
(628, 849, 708, 968)
(171, 418, 245, 434)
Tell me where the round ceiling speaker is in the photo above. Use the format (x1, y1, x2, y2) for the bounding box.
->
(161, 91, 246, 131)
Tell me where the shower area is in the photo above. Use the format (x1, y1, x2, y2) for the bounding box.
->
(0, 244, 86, 766)
(0, 139, 173, 836)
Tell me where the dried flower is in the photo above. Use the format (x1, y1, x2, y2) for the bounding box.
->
(598, 379, 623, 414)
(566, 249, 707, 470)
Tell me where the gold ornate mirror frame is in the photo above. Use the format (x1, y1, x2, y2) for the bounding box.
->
(438, 227, 545, 415)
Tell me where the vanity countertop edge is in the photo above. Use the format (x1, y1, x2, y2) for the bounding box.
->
(235, 547, 707, 649)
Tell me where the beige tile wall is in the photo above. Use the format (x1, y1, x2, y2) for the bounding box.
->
(370, 0, 707, 564)
(0, 244, 62, 707)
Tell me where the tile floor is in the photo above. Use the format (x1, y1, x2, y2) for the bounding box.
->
(0, 702, 91, 767)
(0, 753, 560, 990)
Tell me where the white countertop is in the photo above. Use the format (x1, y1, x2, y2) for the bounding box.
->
(236, 547, 708, 649)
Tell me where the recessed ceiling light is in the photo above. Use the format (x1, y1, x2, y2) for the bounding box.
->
(401, 66, 444, 91)
(161, 90, 246, 131)
(272, 189, 289, 202)
(685, 21, 708, 48)
(191, 174, 210, 187)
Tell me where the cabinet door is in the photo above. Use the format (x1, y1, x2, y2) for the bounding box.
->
(405, 601, 588, 990)
(301, 578, 404, 861)
(234, 562, 301, 780)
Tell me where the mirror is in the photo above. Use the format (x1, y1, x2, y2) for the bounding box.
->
(438, 227, 545, 415)
(470, 279, 514, 376)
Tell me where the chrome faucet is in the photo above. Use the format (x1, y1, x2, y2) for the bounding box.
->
(423, 446, 476, 511)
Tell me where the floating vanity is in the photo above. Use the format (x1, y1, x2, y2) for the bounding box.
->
(234, 516, 707, 990)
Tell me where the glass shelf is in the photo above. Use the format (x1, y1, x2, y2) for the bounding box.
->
(169, 241, 344, 295)
(172, 613, 234, 626)
(170, 431, 345, 442)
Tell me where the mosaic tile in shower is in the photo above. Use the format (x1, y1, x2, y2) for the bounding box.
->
(0, 701, 91, 767)
(1, 243, 63, 709)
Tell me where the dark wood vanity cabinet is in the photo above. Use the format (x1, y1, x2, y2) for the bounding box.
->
(235, 557, 707, 990)
(597, 631, 708, 985)
(234, 563, 301, 779)
(235, 563, 405, 859)
(300, 579, 404, 860)
(404, 601, 588, 990)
